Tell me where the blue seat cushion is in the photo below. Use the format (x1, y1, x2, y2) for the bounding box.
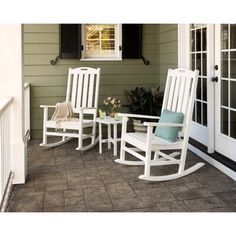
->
(154, 109, 184, 142)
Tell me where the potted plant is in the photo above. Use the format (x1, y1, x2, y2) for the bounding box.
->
(102, 96, 121, 118)
(126, 86, 163, 132)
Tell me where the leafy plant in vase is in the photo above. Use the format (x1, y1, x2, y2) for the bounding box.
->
(103, 96, 121, 118)
(126, 86, 163, 132)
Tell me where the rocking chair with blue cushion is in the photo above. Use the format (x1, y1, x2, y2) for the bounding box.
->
(40, 67, 100, 151)
(115, 68, 205, 181)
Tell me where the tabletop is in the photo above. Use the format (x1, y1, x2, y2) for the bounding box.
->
(96, 116, 122, 124)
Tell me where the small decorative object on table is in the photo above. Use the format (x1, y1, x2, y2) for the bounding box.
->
(98, 109, 106, 119)
(114, 112, 121, 121)
(103, 96, 121, 117)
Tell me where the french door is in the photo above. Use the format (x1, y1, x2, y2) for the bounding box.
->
(188, 24, 215, 152)
(215, 24, 236, 161)
(180, 24, 236, 161)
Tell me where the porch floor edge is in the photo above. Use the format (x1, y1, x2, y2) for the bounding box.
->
(188, 143, 236, 181)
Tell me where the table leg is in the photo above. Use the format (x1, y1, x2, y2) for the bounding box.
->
(99, 122, 102, 154)
(108, 123, 111, 149)
(113, 123, 117, 156)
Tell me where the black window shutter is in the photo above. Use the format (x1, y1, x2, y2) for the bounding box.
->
(59, 24, 82, 59)
(122, 24, 142, 59)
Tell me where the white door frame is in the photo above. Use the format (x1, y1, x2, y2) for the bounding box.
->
(178, 24, 215, 153)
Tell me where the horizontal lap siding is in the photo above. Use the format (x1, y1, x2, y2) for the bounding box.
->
(159, 24, 178, 90)
(23, 24, 159, 138)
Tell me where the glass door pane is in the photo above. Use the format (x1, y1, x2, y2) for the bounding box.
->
(190, 24, 208, 127)
(220, 24, 236, 139)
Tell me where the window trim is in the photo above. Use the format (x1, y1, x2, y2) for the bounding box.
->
(81, 24, 122, 61)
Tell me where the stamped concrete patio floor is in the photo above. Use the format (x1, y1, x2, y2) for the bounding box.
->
(7, 139, 236, 212)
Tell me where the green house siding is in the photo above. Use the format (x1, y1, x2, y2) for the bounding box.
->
(23, 24, 160, 138)
(159, 24, 178, 90)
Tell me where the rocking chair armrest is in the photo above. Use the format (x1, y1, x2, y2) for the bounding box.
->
(40, 105, 56, 109)
(76, 107, 97, 116)
(118, 113, 160, 120)
(143, 122, 184, 128)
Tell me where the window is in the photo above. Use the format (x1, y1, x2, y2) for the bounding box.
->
(59, 24, 142, 61)
(81, 24, 122, 60)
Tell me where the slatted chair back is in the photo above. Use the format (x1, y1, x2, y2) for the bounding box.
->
(65, 67, 100, 115)
(161, 68, 199, 135)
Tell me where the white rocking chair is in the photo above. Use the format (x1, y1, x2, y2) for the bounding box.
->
(115, 68, 205, 181)
(40, 67, 100, 151)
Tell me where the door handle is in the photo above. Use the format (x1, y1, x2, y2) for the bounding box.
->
(211, 76, 218, 82)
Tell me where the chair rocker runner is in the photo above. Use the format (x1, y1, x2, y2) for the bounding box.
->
(115, 68, 205, 181)
(40, 67, 100, 151)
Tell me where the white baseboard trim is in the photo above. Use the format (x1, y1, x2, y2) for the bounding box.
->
(188, 144, 236, 181)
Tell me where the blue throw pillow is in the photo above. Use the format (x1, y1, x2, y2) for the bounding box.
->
(154, 109, 184, 142)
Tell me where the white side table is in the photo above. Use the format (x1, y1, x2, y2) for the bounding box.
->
(96, 116, 122, 156)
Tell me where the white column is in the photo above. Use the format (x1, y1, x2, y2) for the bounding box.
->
(178, 24, 190, 69)
(0, 24, 26, 184)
